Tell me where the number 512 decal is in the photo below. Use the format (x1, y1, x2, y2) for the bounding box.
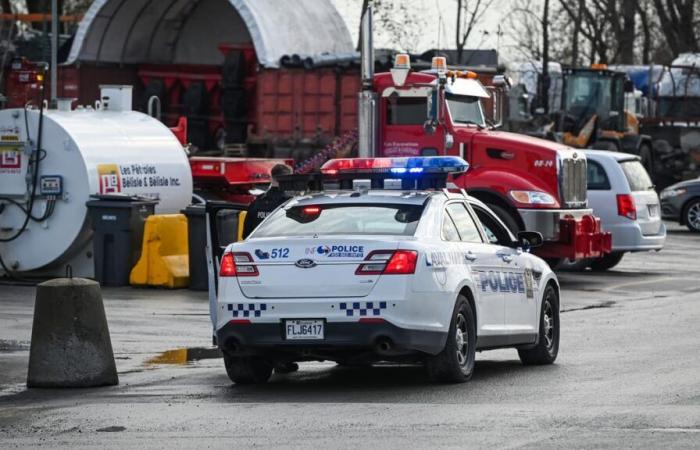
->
(270, 248, 289, 258)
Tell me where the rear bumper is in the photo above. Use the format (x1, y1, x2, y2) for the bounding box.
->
(216, 320, 447, 358)
(607, 221, 666, 252)
(520, 208, 612, 260)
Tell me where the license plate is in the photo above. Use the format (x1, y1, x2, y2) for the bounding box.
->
(648, 204, 659, 217)
(284, 319, 324, 340)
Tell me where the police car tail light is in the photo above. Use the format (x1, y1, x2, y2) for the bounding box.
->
(616, 194, 637, 220)
(384, 250, 418, 274)
(220, 252, 259, 277)
(321, 156, 469, 175)
(356, 250, 417, 275)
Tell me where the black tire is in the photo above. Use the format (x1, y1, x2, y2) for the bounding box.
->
(518, 284, 559, 365)
(486, 203, 520, 235)
(589, 252, 625, 271)
(426, 296, 476, 383)
(223, 353, 273, 385)
(684, 198, 700, 232)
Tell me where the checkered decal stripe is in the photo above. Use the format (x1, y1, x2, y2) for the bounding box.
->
(228, 303, 267, 318)
(339, 301, 387, 317)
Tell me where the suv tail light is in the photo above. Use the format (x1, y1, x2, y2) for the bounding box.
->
(616, 194, 637, 220)
(220, 252, 259, 277)
(356, 250, 418, 275)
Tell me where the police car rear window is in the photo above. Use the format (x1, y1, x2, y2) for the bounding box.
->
(251, 204, 424, 237)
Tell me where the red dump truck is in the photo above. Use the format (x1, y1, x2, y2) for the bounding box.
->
(347, 10, 610, 263)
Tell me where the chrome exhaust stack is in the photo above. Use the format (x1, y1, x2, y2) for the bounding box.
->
(358, 7, 378, 158)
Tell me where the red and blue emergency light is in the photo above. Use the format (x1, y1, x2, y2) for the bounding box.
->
(320, 156, 469, 175)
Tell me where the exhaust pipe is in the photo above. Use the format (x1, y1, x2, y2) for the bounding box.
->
(358, 7, 378, 158)
(374, 337, 393, 355)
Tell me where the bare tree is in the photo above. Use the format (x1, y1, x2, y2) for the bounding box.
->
(455, 0, 494, 63)
(653, 0, 699, 55)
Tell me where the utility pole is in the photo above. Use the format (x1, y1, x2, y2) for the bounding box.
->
(540, 0, 550, 114)
(50, 0, 58, 105)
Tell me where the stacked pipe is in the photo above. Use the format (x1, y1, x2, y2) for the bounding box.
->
(294, 130, 358, 174)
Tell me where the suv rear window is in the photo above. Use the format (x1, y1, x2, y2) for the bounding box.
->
(251, 204, 424, 237)
(620, 160, 654, 191)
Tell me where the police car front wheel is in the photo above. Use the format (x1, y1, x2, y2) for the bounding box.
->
(518, 284, 559, 365)
(223, 354, 273, 385)
(426, 295, 476, 383)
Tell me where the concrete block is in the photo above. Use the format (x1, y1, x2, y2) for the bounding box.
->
(27, 278, 118, 388)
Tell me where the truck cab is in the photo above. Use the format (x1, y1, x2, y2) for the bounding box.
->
(365, 55, 610, 262)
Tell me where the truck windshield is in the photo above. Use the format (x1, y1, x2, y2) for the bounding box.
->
(446, 94, 485, 126)
(251, 204, 424, 237)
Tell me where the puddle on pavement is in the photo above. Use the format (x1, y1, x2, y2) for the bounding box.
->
(0, 340, 30, 353)
(146, 347, 221, 366)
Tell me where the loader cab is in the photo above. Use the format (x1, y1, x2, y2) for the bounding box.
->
(560, 67, 628, 136)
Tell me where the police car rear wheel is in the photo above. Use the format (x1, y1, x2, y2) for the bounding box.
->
(426, 296, 476, 383)
(223, 353, 273, 385)
(518, 285, 559, 365)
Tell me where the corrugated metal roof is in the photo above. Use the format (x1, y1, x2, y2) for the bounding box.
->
(66, 0, 354, 68)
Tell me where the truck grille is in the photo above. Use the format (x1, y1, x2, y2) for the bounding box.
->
(559, 155, 587, 208)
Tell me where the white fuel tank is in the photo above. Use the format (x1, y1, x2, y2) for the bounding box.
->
(0, 94, 193, 275)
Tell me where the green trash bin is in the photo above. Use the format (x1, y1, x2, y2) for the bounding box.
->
(86, 195, 158, 286)
(182, 203, 241, 291)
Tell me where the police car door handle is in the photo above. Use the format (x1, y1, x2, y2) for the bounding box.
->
(465, 251, 477, 262)
(497, 252, 513, 263)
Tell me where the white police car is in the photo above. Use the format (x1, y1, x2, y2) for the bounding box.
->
(207, 157, 560, 384)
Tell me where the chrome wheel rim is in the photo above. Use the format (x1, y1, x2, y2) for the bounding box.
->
(543, 300, 554, 350)
(455, 313, 469, 367)
(688, 203, 700, 230)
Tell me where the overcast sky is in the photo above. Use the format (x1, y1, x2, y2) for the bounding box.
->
(331, 0, 525, 63)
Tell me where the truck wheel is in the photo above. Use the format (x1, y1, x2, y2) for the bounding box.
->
(486, 203, 520, 235)
(518, 284, 559, 365)
(589, 252, 625, 271)
(223, 353, 273, 384)
(426, 296, 476, 383)
(685, 199, 700, 232)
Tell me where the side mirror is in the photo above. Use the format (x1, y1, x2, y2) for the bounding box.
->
(516, 231, 543, 250)
(427, 88, 439, 121)
(624, 79, 635, 93)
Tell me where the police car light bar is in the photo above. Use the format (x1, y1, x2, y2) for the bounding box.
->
(320, 156, 469, 175)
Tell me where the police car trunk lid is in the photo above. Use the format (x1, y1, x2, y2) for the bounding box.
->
(235, 237, 400, 298)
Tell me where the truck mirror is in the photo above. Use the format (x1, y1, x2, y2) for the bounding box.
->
(424, 88, 439, 135)
(427, 88, 439, 123)
(624, 79, 634, 93)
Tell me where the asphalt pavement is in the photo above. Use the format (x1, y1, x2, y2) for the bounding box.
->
(0, 223, 699, 448)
